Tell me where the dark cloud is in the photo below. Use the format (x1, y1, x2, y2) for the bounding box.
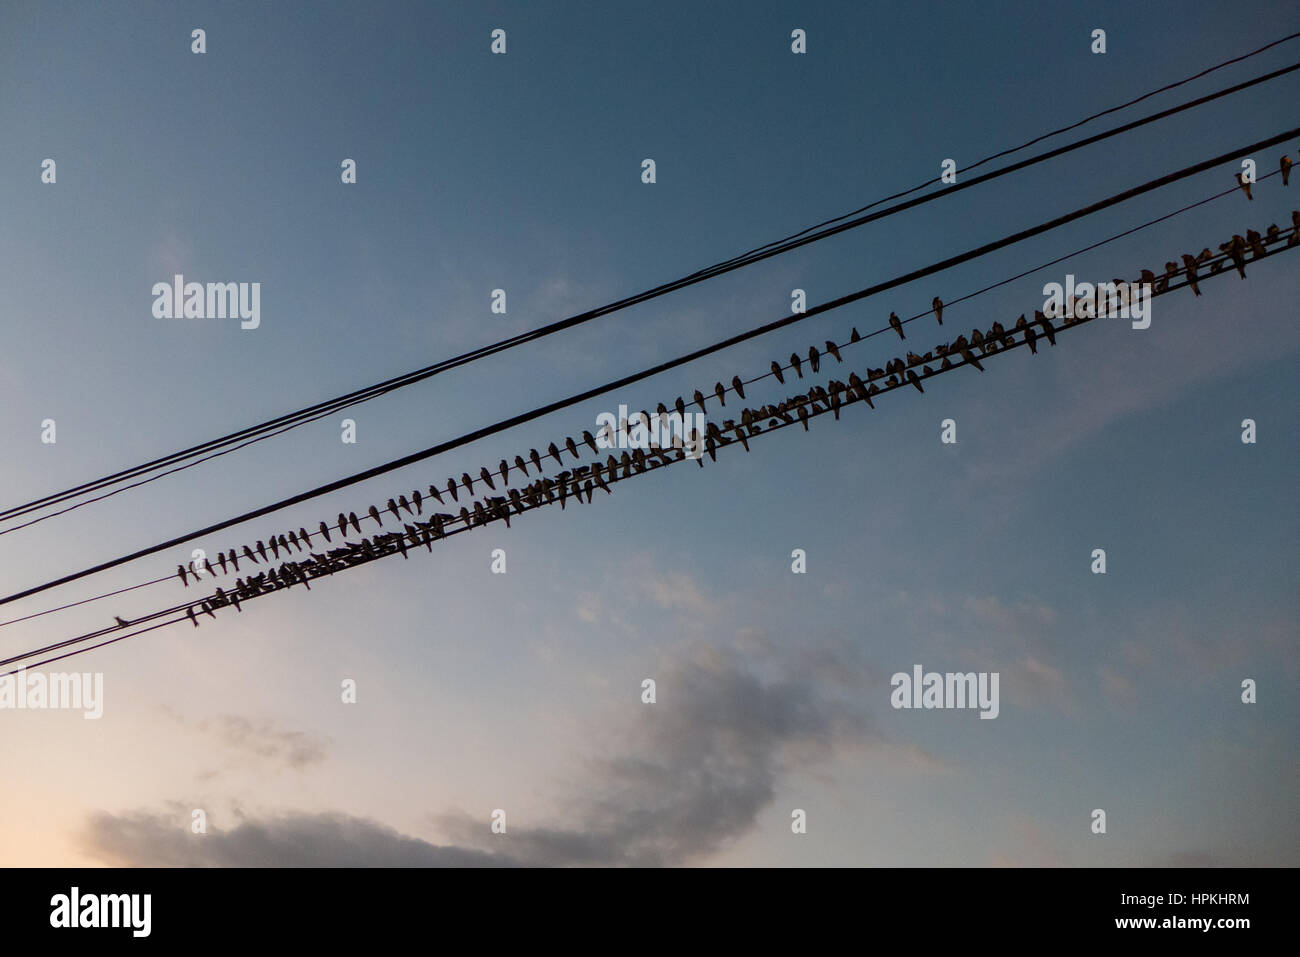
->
(160, 707, 330, 771)
(85, 642, 888, 866)
(81, 809, 517, 867)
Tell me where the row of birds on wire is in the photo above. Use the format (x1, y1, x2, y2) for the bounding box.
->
(163, 213, 1299, 627)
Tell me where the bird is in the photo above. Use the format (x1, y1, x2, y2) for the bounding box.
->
(1036, 311, 1056, 346)
(1181, 254, 1201, 295)
(349, 512, 362, 534)
(480, 467, 497, 491)
(1236, 172, 1252, 201)
(1283, 155, 1292, 187)
(1246, 229, 1266, 259)
(113, 615, 130, 628)
(582, 431, 598, 454)
(529, 448, 543, 471)
(906, 368, 923, 393)
(368, 505, 383, 527)
(1140, 268, 1156, 290)
(397, 496, 413, 516)
(177, 564, 189, 586)
(850, 327, 861, 342)
(889, 312, 905, 340)
(932, 297, 943, 325)
(770, 361, 785, 384)
(461, 472, 475, 495)
(288, 530, 301, 552)
(218, 552, 229, 574)
(243, 545, 258, 565)
(730, 375, 746, 399)
(256, 540, 268, 561)
(808, 345, 820, 374)
(298, 527, 313, 548)
(548, 443, 563, 466)
(227, 549, 240, 572)
(319, 521, 332, 543)
(565, 437, 579, 460)
(714, 382, 726, 407)
(824, 341, 841, 364)
(959, 347, 984, 372)
(789, 353, 803, 378)
(693, 389, 707, 412)
(446, 478, 459, 503)
(186, 607, 198, 628)
(269, 536, 280, 559)
(1025, 326, 1038, 355)
(796, 404, 809, 431)
(387, 499, 402, 522)
(428, 484, 445, 506)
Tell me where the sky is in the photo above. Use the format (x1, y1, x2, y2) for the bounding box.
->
(0, 0, 1296, 867)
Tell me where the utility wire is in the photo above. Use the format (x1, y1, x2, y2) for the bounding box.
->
(2, 127, 1294, 607)
(5, 57, 1298, 530)
(7, 228, 1293, 676)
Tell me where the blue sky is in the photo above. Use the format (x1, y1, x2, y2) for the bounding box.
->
(0, 0, 1296, 866)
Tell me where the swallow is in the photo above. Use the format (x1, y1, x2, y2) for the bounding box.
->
(889, 312, 905, 340)
(177, 564, 189, 586)
(693, 389, 707, 412)
(387, 499, 402, 522)
(850, 327, 861, 342)
(1236, 172, 1252, 201)
(480, 467, 497, 491)
(349, 512, 362, 534)
(288, 530, 301, 552)
(580, 431, 598, 455)
(1247, 229, 1266, 259)
(959, 347, 984, 371)
(1140, 268, 1156, 289)
(446, 478, 459, 502)
(797, 404, 809, 431)
(1282, 155, 1292, 187)
(714, 382, 727, 407)
(456, 472, 472, 495)
(565, 437, 579, 460)
(218, 552, 229, 574)
(790, 353, 803, 378)
(243, 545, 258, 565)
(397, 495, 413, 516)
(906, 368, 923, 392)
(187, 607, 198, 628)
(256, 540, 268, 562)
(771, 361, 785, 384)
(319, 521, 332, 543)
(1036, 310, 1056, 346)
(548, 443, 563, 466)
(428, 484, 445, 506)
(269, 536, 280, 559)
(1226, 235, 1247, 277)
(932, 297, 943, 325)
(808, 345, 820, 374)
(1181, 254, 1201, 295)
(824, 341, 842, 364)
(529, 448, 542, 472)
(1025, 325, 1038, 355)
(369, 504, 383, 527)
(299, 527, 313, 548)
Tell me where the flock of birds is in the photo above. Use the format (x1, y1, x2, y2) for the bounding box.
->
(145, 207, 1298, 629)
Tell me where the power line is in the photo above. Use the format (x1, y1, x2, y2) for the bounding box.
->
(4, 170, 1271, 627)
(6, 57, 1298, 531)
(3, 127, 1293, 608)
(8, 225, 1293, 676)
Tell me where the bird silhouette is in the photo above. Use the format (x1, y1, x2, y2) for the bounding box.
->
(932, 297, 943, 325)
(529, 448, 542, 471)
(458, 472, 473, 495)
(825, 341, 842, 364)
(115, 615, 130, 628)
(427, 484, 445, 506)
(850, 327, 861, 342)
(349, 512, 362, 534)
(269, 537, 280, 559)
(1282, 155, 1292, 187)
(387, 499, 402, 522)
(218, 552, 229, 574)
(889, 312, 905, 340)
(177, 564, 189, 586)
(565, 437, 579, 460)
(804, 346, 817, 374)
(714, 382, 726, 407)
(256, 540, 268, 561)
(582, 431, 598, 454)
(693, 389, 707, 412)
(480, 467, 496, 491)
(1181, 254, 1201, 295)
(1246, 229, 1266, 259)
(790, 353, 803, 379)
(319, 521, 332, 543)
(298, 527, 313, 548)
(243, 545, 258, 565)
(730, 375, 746, 399)
(547, 443, 563, 466)
(1236, 172, 1253, 201)
(796, 404, 809, 431)
(771, 361, 785, 384)
(906, 368, 923, 392)
(369, 505, 383, 527)
(446, 478, 459, 502)
(1025, 325, 1038, 355)
(1036, 311, 1056, 346)
(288, 530, 301, 552)
(397, 496, 413, 516)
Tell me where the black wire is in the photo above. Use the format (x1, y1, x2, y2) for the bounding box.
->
(5, 55, 1298, 529)
(3, 126, 1294, 608)
(7, 229, 1292, 676)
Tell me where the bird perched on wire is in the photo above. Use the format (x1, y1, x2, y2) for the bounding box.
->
(1236, 172, 1253, 201)
(1282, 155, 1292, 187)
(714, 382, 727, 407)
(932, 297, 943, 325)
(480, 466, 497, 491)
(770, 361, 785, 384)
(889, 312, 905, 340)
(115, 616, 130, 628)
(808, 345, 820, 374)
(789, 353, 803, 379)
(368, 505, 383, 527)
(824, 341, 841, 364)
(1181, 254, 1201, 295)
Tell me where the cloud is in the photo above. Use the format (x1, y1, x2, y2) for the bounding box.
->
(85, 639, 924, 866)
(161, 708, 331, 771)
(80, 810, 516, 867)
